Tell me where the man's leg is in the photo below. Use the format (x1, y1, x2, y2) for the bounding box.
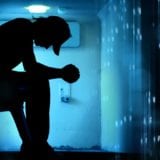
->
(25, 77, 50, 144)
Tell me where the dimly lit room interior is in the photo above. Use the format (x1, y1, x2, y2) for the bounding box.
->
(0, 0, 159, 160)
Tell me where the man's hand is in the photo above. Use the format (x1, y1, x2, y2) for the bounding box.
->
(61, 64, 80, 83)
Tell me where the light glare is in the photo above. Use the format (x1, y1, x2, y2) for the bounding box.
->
(25, 5, 50, 13)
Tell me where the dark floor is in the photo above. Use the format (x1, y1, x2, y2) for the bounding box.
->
(0, 151, 148, 160)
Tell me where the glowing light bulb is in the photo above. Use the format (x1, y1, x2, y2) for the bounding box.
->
(25, 5, 50, 13)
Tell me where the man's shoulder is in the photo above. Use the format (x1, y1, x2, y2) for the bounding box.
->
(0, 18, 32, 31)
(0, 18, 33, 44)
(3, 18, 31, 27)
(11, 18, 31, 23)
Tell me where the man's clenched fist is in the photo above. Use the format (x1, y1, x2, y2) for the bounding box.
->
(61, 64, 80, 83)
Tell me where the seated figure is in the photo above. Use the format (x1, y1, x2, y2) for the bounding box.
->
(0, 16, 80, 159)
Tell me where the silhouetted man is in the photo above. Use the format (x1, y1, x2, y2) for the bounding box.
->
(0, 16, 80, 159)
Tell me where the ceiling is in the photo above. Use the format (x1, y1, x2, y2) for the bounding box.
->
(0, 0, 108, 21)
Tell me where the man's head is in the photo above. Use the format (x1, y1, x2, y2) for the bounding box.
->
(33, 16, 71, 55)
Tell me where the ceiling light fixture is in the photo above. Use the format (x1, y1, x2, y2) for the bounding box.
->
(25, 5, 50, 13)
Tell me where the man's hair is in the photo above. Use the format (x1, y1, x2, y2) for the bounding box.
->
(33, 16, 71, 55)
(34, 16, 71, 39)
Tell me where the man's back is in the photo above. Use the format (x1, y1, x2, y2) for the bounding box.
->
(0, 18, 33, 71)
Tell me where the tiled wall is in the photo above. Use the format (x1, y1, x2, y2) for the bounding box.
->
(99, 0, 147, 153)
